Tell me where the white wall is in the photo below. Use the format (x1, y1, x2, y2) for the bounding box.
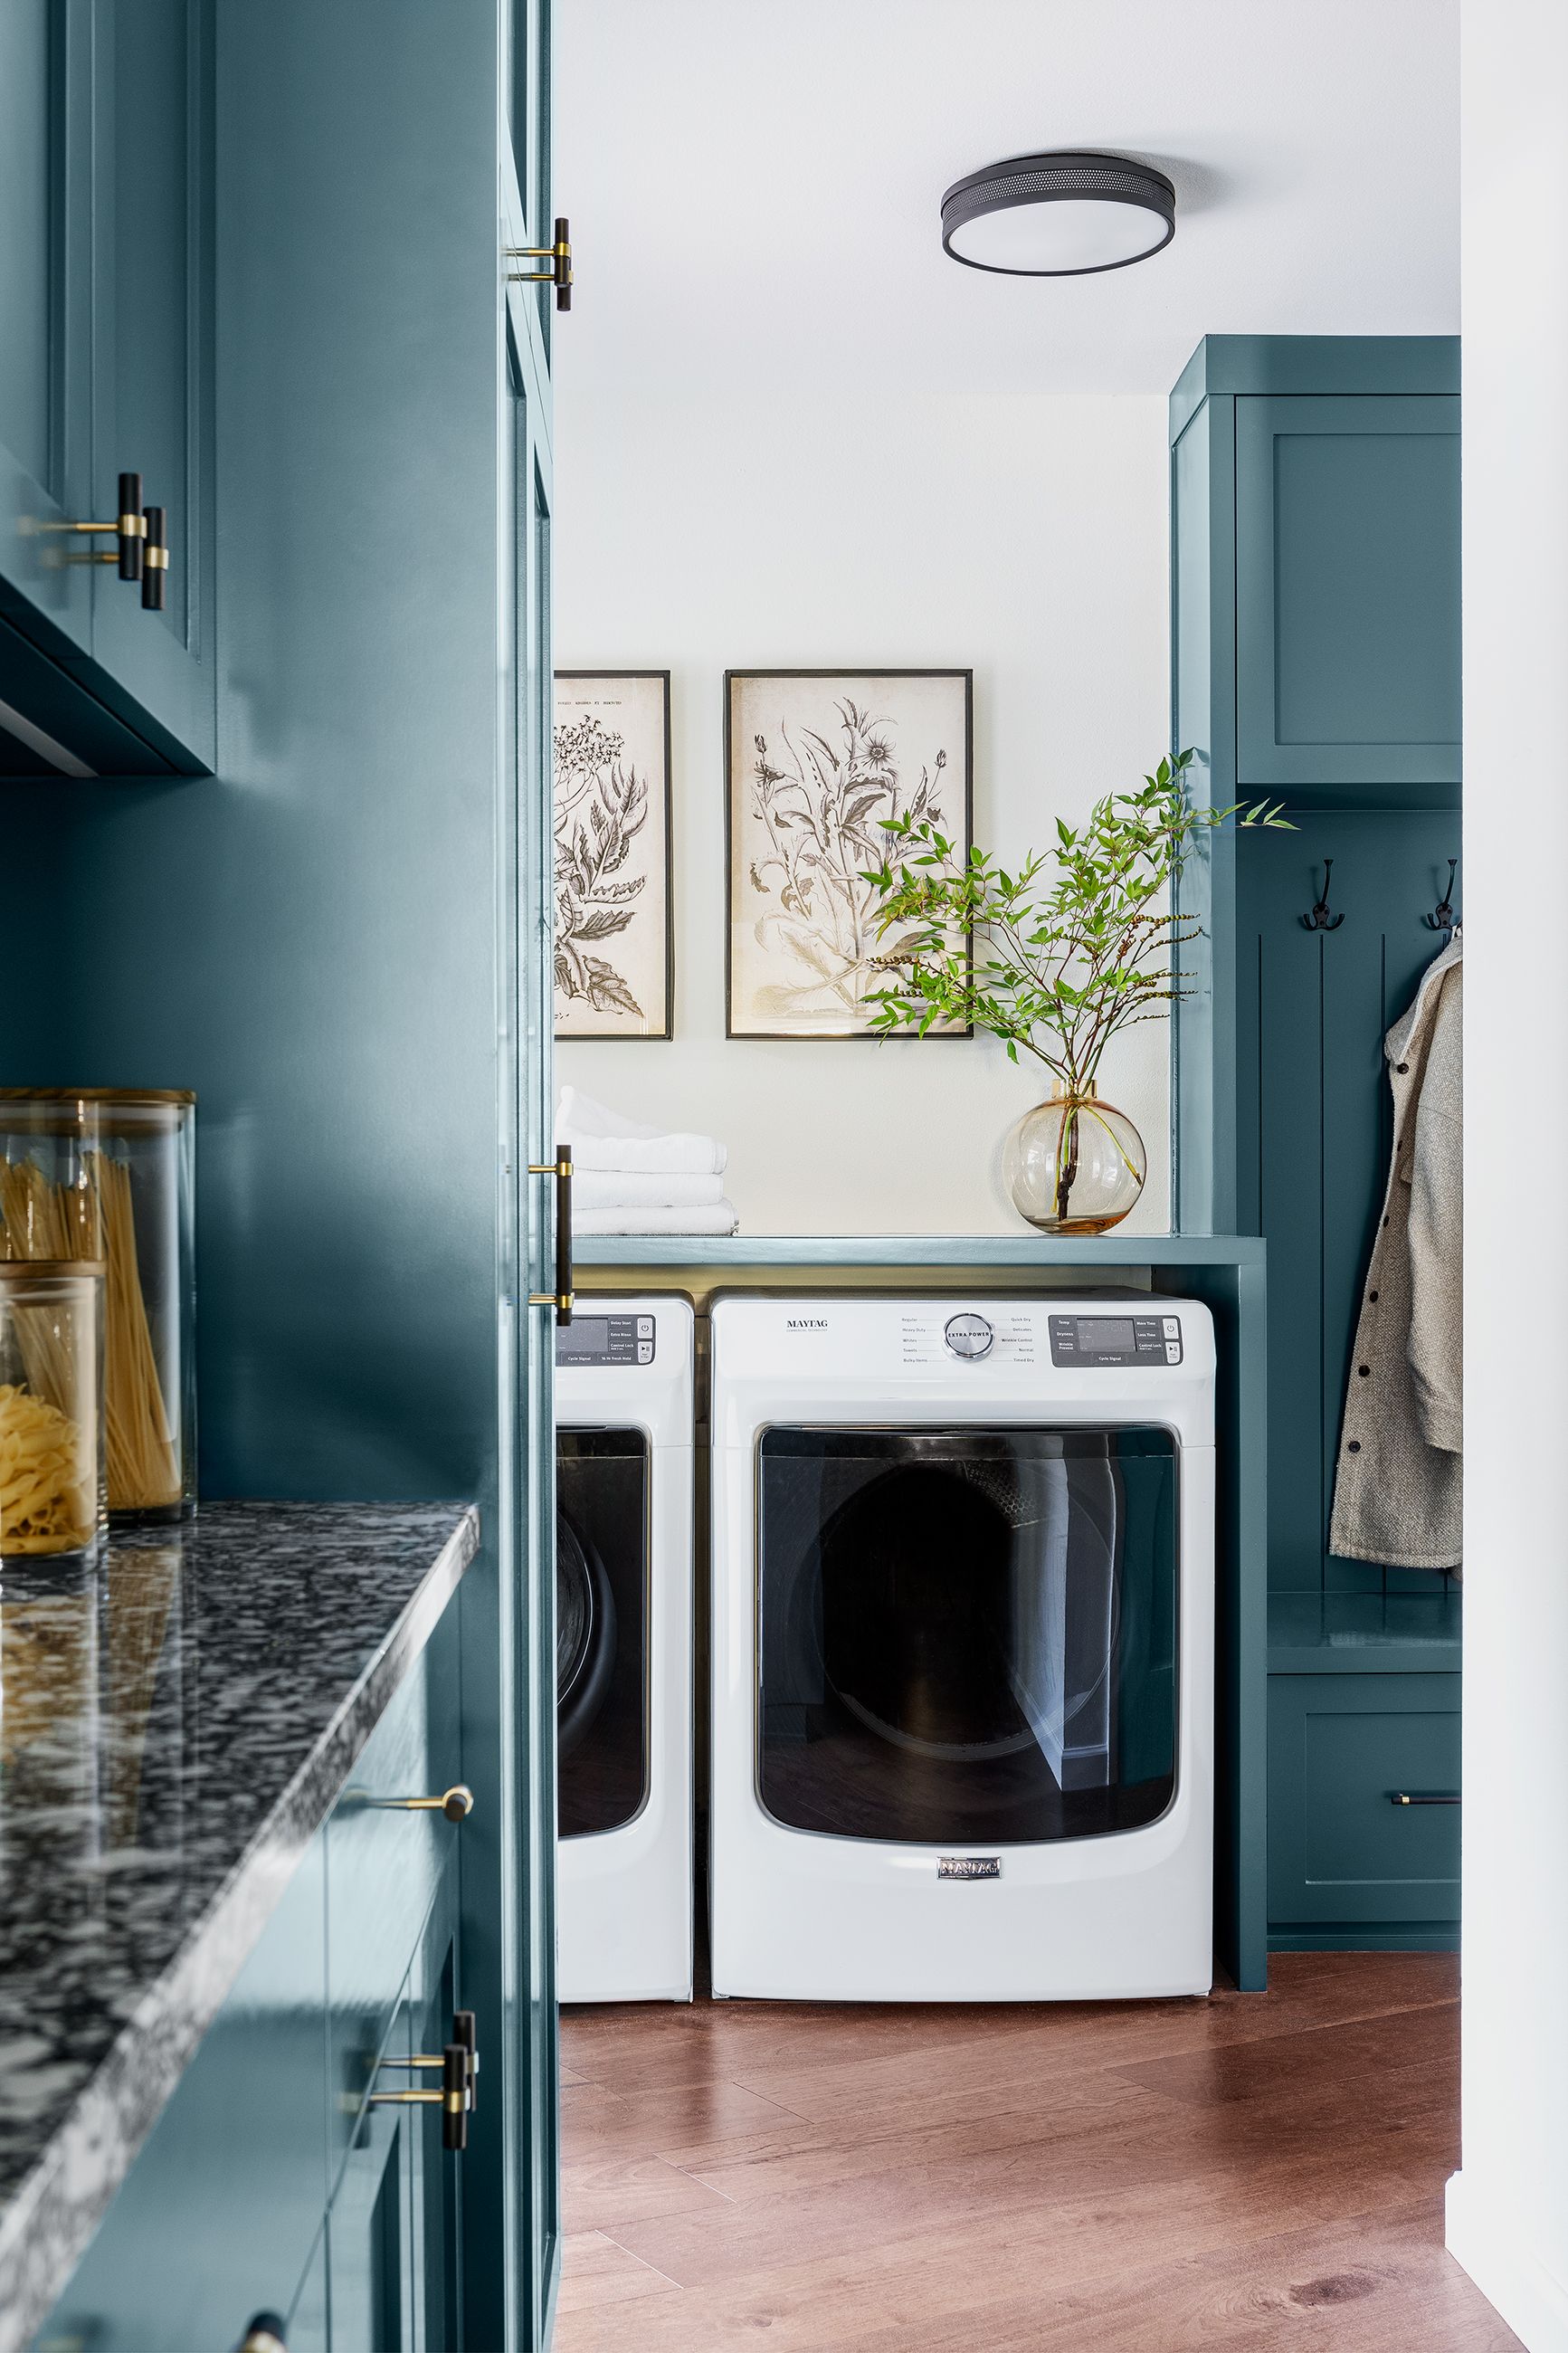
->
(1446, 4, 1568, 2345)
(554, 387, 1172, 1235)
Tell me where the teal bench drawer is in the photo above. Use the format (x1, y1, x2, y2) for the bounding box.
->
(1269, 1672, 1460, 1934)
(327, 1601, 464, 2191)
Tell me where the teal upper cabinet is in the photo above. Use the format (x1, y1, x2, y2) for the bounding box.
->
(0, 0, 215, 780)
(1235, 395, 1460, 797)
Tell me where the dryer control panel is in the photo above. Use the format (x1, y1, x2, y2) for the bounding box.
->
(1049, 1312, 1183, 1367)
(556, 1311, 657, 1367)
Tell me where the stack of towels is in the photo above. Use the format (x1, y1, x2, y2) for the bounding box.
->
(558, 1088, 739, 1235)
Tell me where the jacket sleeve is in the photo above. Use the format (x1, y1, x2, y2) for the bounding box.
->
(1407, 966, 1462, 1453)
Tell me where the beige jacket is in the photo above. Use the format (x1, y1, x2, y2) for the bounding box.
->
(1328, 931, 1463, 1570)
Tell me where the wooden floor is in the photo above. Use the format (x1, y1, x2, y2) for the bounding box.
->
(554, 1953, 1519, 2351)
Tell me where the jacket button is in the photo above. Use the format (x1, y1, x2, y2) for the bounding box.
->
(1357, 1365, 1371, 1377)
(1347, 1441, 1362, 1453)
(1369, 1290, 1379, 1302)
(1396, 1061, 1410, 1073)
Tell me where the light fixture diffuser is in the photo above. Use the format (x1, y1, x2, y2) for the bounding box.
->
(941, 152, 1176, 278)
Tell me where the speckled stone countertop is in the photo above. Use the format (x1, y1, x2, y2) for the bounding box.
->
(0, 1500, 480, 2353)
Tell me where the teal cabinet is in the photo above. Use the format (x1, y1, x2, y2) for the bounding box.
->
(1235, 395, 1460, 796)
(1269, 1672, 1461, 1942)
(38, 1835, 330, 2352)
(34, 1597, 474, 2351)
(327, 1605, 461, 2196)
(0, 0, 215, 780)
(1170, 337, 1462, 1956)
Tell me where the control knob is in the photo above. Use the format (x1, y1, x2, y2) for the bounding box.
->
(944, 1312, 993, 1360)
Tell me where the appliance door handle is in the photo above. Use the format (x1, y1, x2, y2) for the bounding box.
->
(527, 1148, 574, 1326)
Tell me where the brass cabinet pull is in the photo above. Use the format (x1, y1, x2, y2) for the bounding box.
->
(527, 1146, 574, 1326)
(377, 1783, 473, 1821)
(1391, 1792, 1461, 1805)
(34, 472, 169, 599)
(506, 216, 573, 310)
(369, 2043, 470, 2150)
(375, 2011, 479, 2114)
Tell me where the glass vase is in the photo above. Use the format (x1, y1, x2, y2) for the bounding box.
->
(1003, 1086, 1145, 1235)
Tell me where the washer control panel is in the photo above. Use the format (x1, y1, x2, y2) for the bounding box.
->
(556, 1311, 656, 1367)
(1049, 1312, 1183, 1368)
(944, 1311, 994, 1360)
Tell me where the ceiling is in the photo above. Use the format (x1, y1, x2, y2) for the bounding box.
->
(555, 0, 1459, 398)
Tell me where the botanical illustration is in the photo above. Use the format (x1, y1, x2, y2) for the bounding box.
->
(727, 672, 971, 1036)
(554, 673, 671, 1038)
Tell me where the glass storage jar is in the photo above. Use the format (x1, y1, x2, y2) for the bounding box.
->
(0, 1092, 195, 1521)
(0, 1260, 107, 1562)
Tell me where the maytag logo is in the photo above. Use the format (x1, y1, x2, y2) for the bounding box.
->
(937, 1856, 1002, 1881)
(787, 1318, 829, 1330)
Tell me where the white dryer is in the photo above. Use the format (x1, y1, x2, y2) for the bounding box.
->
(556, 1294, 694, 2002)
(708, 1294, 1216, 2002)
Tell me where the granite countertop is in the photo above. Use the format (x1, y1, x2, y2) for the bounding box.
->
(0, 1500, 479, 2353)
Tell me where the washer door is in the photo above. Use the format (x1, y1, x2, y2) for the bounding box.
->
(755, 1425, 1178, 1845)
(556, 1427, 651, 1838)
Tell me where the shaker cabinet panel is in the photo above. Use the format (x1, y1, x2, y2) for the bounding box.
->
(36, 1835, 330, 2353)
(1269, 1672, 1460, 1932)
(88, 0, 217, 770)
(1235, 395, 1460, 795)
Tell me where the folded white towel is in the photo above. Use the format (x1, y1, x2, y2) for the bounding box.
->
(574, 1201, 740, 1237)
(575, 1170, 727, 1211)
(557, 1085, 727, 1176)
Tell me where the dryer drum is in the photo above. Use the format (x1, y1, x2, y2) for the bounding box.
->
(556, 1509, 618, 1757)
(801, 1449, 1119, 1767)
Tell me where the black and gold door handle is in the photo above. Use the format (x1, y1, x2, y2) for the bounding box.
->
(507, 216, 573, 310)
(369, 2040, 472, 2151)
(36, 472, 169, 606)
(1390, 1792, 1461, 1806)
(527, 1146, 574, 1326)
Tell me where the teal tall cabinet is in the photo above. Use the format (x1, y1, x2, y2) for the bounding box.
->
(1171, 337, 1463, 1953)
(5, 0, 560, 2341)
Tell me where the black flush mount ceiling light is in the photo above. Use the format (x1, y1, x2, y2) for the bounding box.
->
(941, 151, 1176, 278)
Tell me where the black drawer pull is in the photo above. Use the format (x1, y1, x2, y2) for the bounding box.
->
(1391, 1791, 1461, 1806)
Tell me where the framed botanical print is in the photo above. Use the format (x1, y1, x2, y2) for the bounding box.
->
(726, 669, 974, 1038)
(554, 671, 673, 1038)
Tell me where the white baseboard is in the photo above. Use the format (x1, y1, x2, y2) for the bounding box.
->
(1448, 2170, 1568, 2352)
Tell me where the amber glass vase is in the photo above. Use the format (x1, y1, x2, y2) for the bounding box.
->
(1002, 1085, 1145, 1235)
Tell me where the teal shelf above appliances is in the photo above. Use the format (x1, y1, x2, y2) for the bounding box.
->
(574, 1233, 1267, 1269)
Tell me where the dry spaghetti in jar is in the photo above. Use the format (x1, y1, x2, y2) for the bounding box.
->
(0, 1261, 107, 1561)
(0, 1093, 194, 1521)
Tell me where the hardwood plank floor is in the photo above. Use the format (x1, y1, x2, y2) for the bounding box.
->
(555, 1955, 1518, 2351)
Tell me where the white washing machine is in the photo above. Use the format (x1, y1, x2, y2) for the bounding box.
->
(709, 1294, 1216, 2003)
(555, 1294, 694, 2003)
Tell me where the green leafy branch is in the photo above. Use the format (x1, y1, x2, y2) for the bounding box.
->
(861, 748, 1291, 1093)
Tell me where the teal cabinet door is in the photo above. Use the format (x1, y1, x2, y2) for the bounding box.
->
(1269, 1672, 1460, 1936)
(1235, 395, 1461, 797)
(328, 1988, 417, 2353)
(409, 1866, 466, 2352)
(37, 1835, 330, 2353)
(87, 0, 217, 770)
(0, 0, 95, 678)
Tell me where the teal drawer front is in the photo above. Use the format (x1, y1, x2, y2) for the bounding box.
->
(37, 1835, 328, 2353)
(1269, 1672, 1460, 1933)
(327, 1601, 463, 2194)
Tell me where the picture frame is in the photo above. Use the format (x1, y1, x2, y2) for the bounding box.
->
(554, 671, 674, 1040)
(725, 669, 974, 1039)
